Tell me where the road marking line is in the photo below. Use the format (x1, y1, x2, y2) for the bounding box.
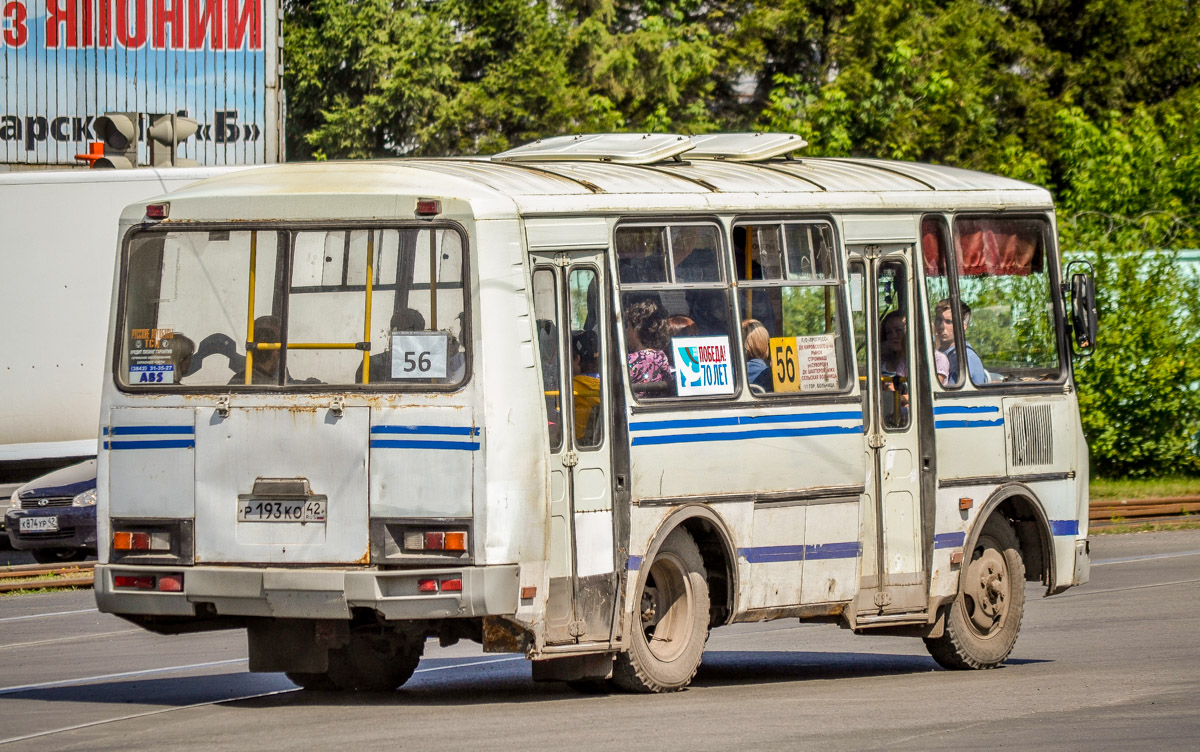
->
(0, 607, 98, 623)
(415, 656, 523, 674)
(0, 658, 247, 695)
(1047, 578, 1200, 600)
(0, 688, 298, 747)
(0, 628, 143, 651)
(1093, 549, 1200, 566)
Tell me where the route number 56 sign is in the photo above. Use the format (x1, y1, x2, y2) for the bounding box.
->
(390, 333, 448, 378)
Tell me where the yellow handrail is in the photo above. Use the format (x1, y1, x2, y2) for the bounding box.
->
(363, 231, 375, 383)
(244, 231, 258, 385)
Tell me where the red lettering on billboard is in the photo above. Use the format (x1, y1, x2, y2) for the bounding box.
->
(2, 1, 28, 47)
(30, 0, 264, 50)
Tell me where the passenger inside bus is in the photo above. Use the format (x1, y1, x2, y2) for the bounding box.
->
(933, 299, 987, 385)
(879, 310, 910, 426)
(165, 333, 195, 384)
(741, 319, 773, 393)
(623, 295, 673, 390)
(571, 330, 602, 443)
(229, 315, 284, 385)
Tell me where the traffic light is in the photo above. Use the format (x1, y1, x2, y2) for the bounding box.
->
(147, 113, 199, 167)
(93, 112, 140, 169)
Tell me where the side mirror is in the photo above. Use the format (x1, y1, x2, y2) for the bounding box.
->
(1065, 262, 1098, 356)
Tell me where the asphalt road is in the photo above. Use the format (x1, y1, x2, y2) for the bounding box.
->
(1, 530, 1198, 751)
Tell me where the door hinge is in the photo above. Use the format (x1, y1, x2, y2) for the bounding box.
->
(874, 591, 892, 607)
(867, 432, 885, 449)
(554, 253, 571, 268)
(864, 244, 882, 260)
(329, 396, 344, 417)
(568, 620, 586, 637)
(216, 396, 230, 418)
(562, 451, 579, 468)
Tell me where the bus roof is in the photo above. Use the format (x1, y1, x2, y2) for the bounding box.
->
(136, 138, 1054, 222)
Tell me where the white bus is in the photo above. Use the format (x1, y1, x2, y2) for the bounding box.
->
(94, 133, 1097, 692)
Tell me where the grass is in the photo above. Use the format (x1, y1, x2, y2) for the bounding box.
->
(1090, 476, 1200, 502)
(1092, 519, 1200, 535)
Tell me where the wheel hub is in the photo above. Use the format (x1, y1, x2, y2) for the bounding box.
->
(964, 545, 1008, 633)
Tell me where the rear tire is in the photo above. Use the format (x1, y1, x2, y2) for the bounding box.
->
(925, 515, 1025, 670)
(285, 671, 337, 691)
(612, 528, 710, 693)
(31, 547, 87, 564)
(325, 633, 424, 692)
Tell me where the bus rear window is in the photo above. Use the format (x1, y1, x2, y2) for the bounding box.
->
(118, 226, 468, 389)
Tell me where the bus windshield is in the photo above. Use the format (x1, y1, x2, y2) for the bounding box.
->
(118, 226, 468, 389)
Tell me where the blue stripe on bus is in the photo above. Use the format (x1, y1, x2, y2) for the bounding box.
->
(371, 425, 480, 436)
(934, 418, 1005, 429)
(371, 439, 481, 451)
(933, 532, 966, 548)
(627, 555, 643, 571)
(105, 439, 195, 450)
(932, 405, 1000, 415)
(630, 411, 863, 432)
(736, 541, 861, 564)
(1050, 519, 1079, 536)
(632, 423, 864, 447)
(107, 426, 194, 436)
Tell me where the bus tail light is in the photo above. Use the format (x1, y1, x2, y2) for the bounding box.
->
(157, 575, 184, 592)
(113, 530, 171, 551)
(417, 578, 438, 593)
(402, 528, 468, 553)
(423, 532, 445, 550)
(440, 578, 462, 592)
(114, 575, 156, 590)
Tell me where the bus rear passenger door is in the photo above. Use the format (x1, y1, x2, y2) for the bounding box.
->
(851, 247, 931, 618)
(531, 252, 618, 646)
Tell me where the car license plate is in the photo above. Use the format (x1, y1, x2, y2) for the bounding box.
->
(19, 516, 59, 532)
(237, 499, 326, 523)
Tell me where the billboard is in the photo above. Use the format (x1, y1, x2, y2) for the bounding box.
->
(1, 0, 282, 165)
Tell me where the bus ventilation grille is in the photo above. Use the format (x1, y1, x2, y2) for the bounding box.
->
(1008, 403, 1054, 467)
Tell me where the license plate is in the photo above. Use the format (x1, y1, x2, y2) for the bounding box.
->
(237, 499, 327, 523)
(20, 516, 59, 532)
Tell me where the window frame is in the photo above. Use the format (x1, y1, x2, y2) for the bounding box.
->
(730, 215, 856, 400)
(922, 211, 1068, 394)
(113, 219, 472, 394)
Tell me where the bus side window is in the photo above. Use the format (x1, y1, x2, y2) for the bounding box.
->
(532, 269, 563, 450)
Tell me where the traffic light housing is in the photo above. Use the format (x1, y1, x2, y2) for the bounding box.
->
(93, 112, 140, 169)
(147, 113, 199, 167)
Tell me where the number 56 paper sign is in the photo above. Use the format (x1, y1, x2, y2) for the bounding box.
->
(391, 333, 448, 378)
(770, 335, 839, 393)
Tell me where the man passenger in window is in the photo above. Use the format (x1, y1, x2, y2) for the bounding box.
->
(356, 308, 426, 383)
(934, 299, 986, 385)
(229, 315, 284, 385)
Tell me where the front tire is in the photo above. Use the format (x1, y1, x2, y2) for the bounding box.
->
(613, 528, 710, 693)
(925, 515, 1026, 670)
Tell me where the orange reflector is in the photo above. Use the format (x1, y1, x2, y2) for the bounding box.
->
(520, 586, 537, 599)
(423, 532, 445, 550)
(959, 497, 973, 510)
(440, 578, 462, 592)
(114, 575, 155, 590)
(157, 575, 184, 592)
(950, 551, 965, 565)
(113, 532, 133, 550)
(146, 202, 170, 219)
(444, 532, 467, 551)
(417, 578, 438, 593)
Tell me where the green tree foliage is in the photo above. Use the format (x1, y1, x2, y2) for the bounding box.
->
(283, 1, 1200, 476)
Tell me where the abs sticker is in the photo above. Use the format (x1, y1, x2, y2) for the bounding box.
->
(129, 364, 175, 384)
(672, 336, 734, 396)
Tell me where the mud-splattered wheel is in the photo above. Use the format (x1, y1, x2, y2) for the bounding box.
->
(613, 528, 709, 693)
(290, 632, 423, 692)
(925, 515, 1026, 670)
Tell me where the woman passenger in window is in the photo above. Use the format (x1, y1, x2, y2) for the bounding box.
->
(741, 319, 773, 393)
(623, 295, 673, 384)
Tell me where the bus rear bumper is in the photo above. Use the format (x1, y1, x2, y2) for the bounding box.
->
(94, 563, 520, 622)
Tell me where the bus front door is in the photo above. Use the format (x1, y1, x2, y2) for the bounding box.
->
(531, 251, 618, 646)
(851, 247, 933, 619)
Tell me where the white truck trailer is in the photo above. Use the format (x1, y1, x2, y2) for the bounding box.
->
(0, 167, 247, 501)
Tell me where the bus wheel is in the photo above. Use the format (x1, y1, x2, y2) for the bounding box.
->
(285, 671, 337, 691)
(613, 528, 710, 693)
(925, 515, 1026, 670)
(327, 632, 424, 692)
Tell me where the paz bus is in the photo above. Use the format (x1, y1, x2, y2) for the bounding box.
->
(94, 133, 1098, 692)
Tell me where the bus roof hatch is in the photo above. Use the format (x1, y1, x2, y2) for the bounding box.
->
(685, 132, 807, 161)
(492, 133, 694, 164)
